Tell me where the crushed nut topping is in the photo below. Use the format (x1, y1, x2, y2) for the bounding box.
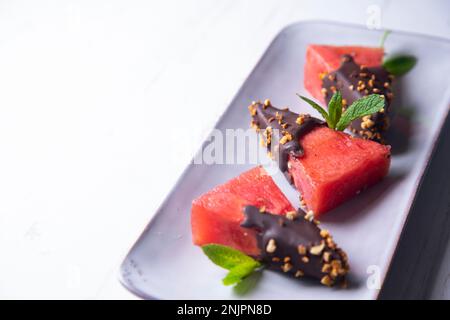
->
(330, 268, 339, 279)
(320, 229, 330, 238)
(279, 132, 293, 145)
(321, 275, 334, 287)
(323, 251, 331, 262)
(275, 112, 283, 124)
(326, 237, 336, 249)
(285, 211, 298, 220)
(281, 262, 293, 273)
(304, 210, 314, 221)
(295, 270, 304, 277)
(250, 120, 260, 131)
(296, 115, 305, 125)
(331, 260, 342, 269)
(297, 245, 307, 255)
(361, 118, 375, 129)
(322, 263, 331, 273)
(309, 241, 325, 255)
(266, 238, 277, 253)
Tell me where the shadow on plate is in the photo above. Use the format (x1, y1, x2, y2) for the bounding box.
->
(386, 106, 416, 155)
(386, 76, 417, 155)
(320, 171, 407, 224)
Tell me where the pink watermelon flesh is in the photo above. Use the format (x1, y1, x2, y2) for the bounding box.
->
(304, 45, 384, 103)
(289, 126, 390, 216)
(191, 166, 294, 256)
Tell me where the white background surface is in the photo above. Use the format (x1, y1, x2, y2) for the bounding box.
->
(0, 0, 449, 299)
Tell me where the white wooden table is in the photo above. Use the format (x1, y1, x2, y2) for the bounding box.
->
(0, 0, 449, 299)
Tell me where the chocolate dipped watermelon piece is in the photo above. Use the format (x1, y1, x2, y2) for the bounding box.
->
(322, 55, 394, 142)
(191, 166, 349, 287)
(191, 166, 294, 256)
(304, 45, 384, 103)
(249, 100, 391, 216)
(304, 45, 393, 142)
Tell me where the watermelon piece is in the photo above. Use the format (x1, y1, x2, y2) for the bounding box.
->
(289, 126, 390, 216)
(191, 166, 294, 256)
(304, 45, 384, 103)
(249, 101, 391, 216)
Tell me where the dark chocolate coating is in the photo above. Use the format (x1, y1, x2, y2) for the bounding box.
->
(249, 102, 324, 174)
(322, 55, 393, 143)
(241, 206, 349, 286)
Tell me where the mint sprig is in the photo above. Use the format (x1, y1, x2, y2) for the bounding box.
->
(202, 244, 262, 286)
(296, 94, 332, 128)
(327, 91, 343, 129)
(298, 92, 385, 131)
(383, 55, 417, 76)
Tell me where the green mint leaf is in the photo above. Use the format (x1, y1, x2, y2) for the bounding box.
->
(296, 94, 332, 127)
(202, 244, 260, 270)
(233, 270, 262, 295)
(383, 55, 417, 76)
(202, 244, 261, 286)
(380, 30, 392, 47)
(336, 94, 385, 131)
(222, 262, 260, 286)
(327, 91, 343, 129)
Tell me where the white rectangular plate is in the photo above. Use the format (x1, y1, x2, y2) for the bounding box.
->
(119, 21, 450, 299)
